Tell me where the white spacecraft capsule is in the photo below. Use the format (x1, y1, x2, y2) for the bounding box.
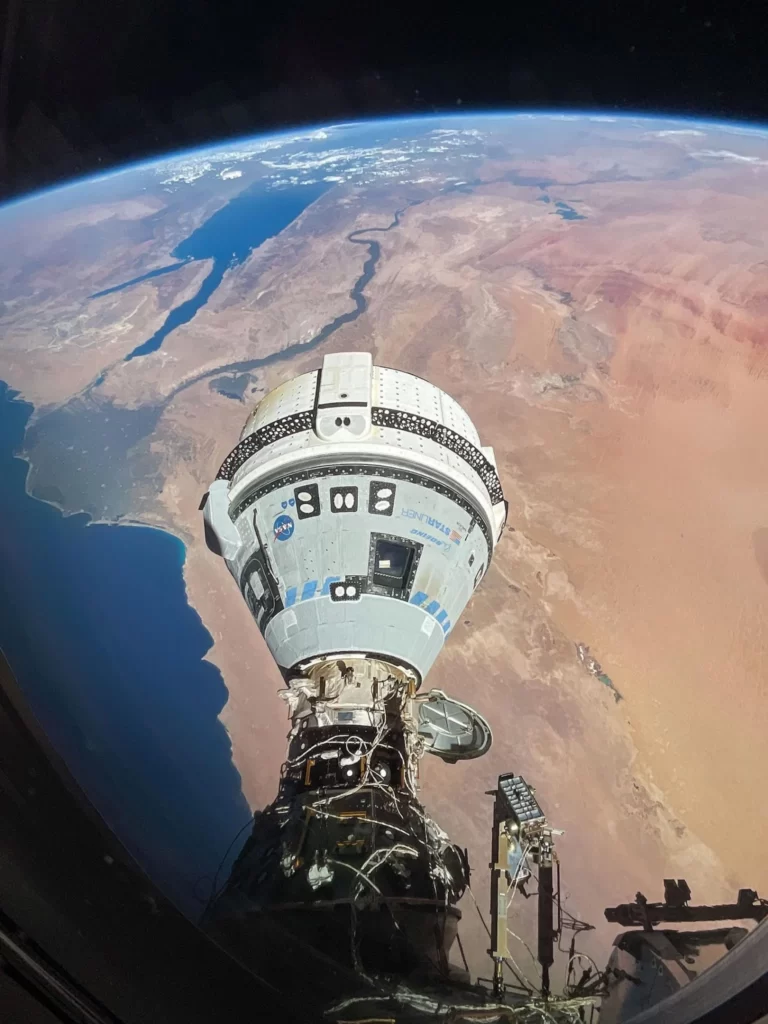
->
(203, 351, 506, 688)
(202, 352, 507, 972)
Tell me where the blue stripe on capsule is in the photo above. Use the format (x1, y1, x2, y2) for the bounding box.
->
(288, 582, 451, 639)
(321, 576, 342, 595)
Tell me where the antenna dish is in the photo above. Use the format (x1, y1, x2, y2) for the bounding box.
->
(417, 695, 492, 762)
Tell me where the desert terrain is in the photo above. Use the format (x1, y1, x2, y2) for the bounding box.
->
(150, 169, 768, 978)
(2, 119, 768, 983)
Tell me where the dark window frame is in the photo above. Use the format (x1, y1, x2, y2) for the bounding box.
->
(367, 532, 423, 600)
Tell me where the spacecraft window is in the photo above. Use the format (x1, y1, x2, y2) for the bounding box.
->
(372, 540, 414, 590)
(368, 481, 396, 516)
(330, 486, 358, 513)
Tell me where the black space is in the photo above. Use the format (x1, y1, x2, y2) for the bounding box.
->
(1, 0, 767, 200)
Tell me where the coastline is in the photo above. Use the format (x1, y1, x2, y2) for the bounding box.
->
(2, 377, 744, 983)
(2, 112, 768, 986)
(0, 380, 253, 916)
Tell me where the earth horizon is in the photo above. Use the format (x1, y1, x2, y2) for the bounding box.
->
(1, 110, 767, 986)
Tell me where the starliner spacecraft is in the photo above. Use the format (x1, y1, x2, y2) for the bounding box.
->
(198, 351, 766, 1022)
(200, 352, 507, 983)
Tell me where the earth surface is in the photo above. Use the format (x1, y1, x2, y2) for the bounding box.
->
(1, 112, 767, 987)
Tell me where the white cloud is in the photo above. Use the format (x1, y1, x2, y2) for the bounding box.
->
(692, 148, 768, 165)
(160, 161, 214, 184)
(430, 127, 483, 137)
(156, 122, 487, 190)
(155, 130, 338, 184)
(648, 129, 706, 137)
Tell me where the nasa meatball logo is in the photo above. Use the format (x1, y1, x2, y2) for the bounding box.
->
(273, 514, 295, 541)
